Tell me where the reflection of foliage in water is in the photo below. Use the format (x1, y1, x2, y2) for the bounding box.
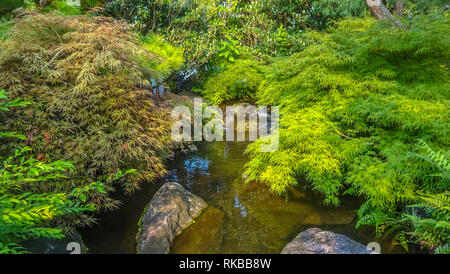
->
(169, 140, 372, 253)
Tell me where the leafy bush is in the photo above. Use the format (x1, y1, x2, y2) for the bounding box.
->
(139, 34, 184, 81)
(404, 192, 450, 254)
(0, 14, 176, 209)
(401, 0, 450, 15)
(101, 0, 336, 72)
(217, 36, 240, 63)
(244, 15, 449, 208)
(240, 14, 450, 252)
(0, 89, 108, 254)
(104, 0, 224, 70)
(356, 140, 449, 253)
(201, 59, 263, 104)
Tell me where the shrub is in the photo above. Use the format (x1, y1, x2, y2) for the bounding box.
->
(403, 192, 450, 254)
(244, 15, 449, 205)
(0, 14, 176, 209)
(356, 140, 449, 253)
(242, 14, 449, 251)
(201, 59, 264, 104)
(139, 34, 184, 81)
(0, 89, 112, 254)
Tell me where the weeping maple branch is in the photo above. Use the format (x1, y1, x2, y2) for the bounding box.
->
(365, 0, 406, 28)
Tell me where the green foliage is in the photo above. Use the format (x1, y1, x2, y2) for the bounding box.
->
(356, 141, 450, 253)
(0, 14, 175, 210)
(42, 1, 82, 15)
(0, 0, 24, 15)
(218, 35, 240, 63)
(0, 89, 108, 254)
(309, 0, 367, 28)
(241, 14, 450, 253)
(103, 0, 359, 72)
(402, 141, 449, 253)
(0, 17, 13, 41)
(139, 34, 184, 81)
(415, 139, 450, 191)
(401, 0, 450, 15)
(312, 0, 367, 18)
(201, 59, 263, 104)
(274, 25, 289, 54)
(103, 0, 450, 75)
(104, 0, 227, 68)
(244, 14, 449, 210)
(80, 0, 99, 11)
(404, 192, 450, 253)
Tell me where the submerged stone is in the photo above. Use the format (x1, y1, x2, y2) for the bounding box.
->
(302, 210, 356, 225)
(170, 206, 225, 254)
(136, 182, 207, 254)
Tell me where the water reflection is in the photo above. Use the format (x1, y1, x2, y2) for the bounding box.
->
(169, 140, 385, 254)
(80, 133, 405, 254)
(183, 157, 210, 175)
(234, 197, 248, 218)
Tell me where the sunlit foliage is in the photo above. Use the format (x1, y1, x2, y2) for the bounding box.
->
(0, 14, 176, 210)
(0, 90, 112, 254)
(201, 59, 263, 104)
(243, 15, 449, 252)
(139, 34, 185, 81)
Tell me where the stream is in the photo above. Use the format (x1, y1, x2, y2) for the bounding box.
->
(81, 137, 405, 254)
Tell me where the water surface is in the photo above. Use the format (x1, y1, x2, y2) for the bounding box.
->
(81, 138, 405, 254)
(169, 140, 389, 253)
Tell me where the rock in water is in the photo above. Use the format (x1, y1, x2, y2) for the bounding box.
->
(136, 182, 208, 254)
(281, 228, 374, 254)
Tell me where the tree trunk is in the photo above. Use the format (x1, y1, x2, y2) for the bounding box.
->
(395, 1, 404, 16)
(365, 0, 406, 28)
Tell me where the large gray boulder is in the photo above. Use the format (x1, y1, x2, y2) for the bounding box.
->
(136, 182, 207, 254)
(281, 228, 374, 254)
